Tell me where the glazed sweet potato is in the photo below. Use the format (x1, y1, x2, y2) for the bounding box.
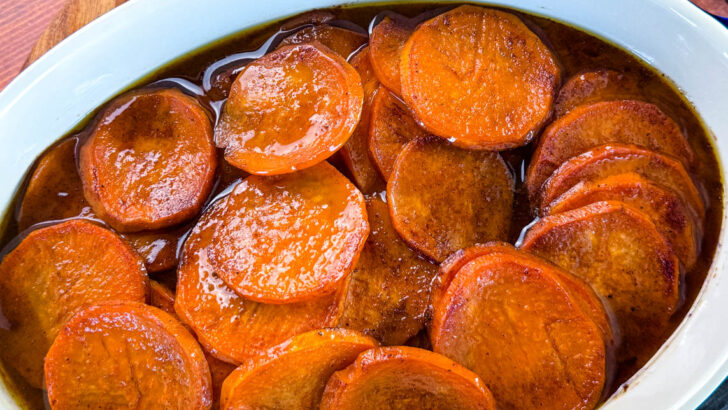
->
(339, 46, 386, 194)
(369, 15, 413, 95)
(278, 24, 367, 59)
(215, 43, 363, 175)
(201, 162, 368, 303)
(124, 227, 185, 273)
(320, 346, 496, 409)
(368, 86, 428, 179)
(539, 144, 705, 220)
(220, 329, 378, 409)
(79, 88, 217, 232)
(526, 100, 693, 200)
(0, 220, 148, 388)
(17, 137, 93, 230)
(387, 136, 514, 262)
(174, 197, 342, 364)
(335, 197, 438, 345)
(45, 302, 212, 409)
(545, 173, 701, 269)
(400, 5, 560, 149)
(521, 201, 682, 364)
(431, 244, 613, 409)
(553, 69, 643, 117)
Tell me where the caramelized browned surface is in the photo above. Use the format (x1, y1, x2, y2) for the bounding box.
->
(369, 15, 413, 96)
(527, 100, 693, 200)
(553, 69, 644, 117)
(335, 197, 437, 345)
(202, 162, 368, 303)
(124, 228, 184, 273)
(215, 43, 363, 175)
(278, 24, 367, 58)
(44, 302, 211, 409)
(0, 220, 148, 388)
(431, 244, 611, 409)
(546, 173, 701, 269)
(368, 86, 428, 180)
(79, 88, 216, 232)
(400, 5, 560, 150)
(521, 201, 681, 365)
(320, 346, 496, 410)
(339, 47, 386, 194)
(221, 329, 377, 409)
(540, 144, 705, 220)
(388, 136, 514, 262)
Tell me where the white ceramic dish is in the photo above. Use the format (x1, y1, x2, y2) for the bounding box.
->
(0, 0, 726, 408)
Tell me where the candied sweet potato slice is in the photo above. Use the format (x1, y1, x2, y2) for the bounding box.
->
(278, 24, 367, 59)
(546, 173, 701, 269)
(368, 86, 428, 180)
(174, 197, 341, 364)
(335, 197, 437, 345)
(220, 329, 377, 409)
(400, 5, 560, 150)
(45, 302, 211, 409)
(526, 100, 693, 199)
(520, 201, 681, 364)
(124, 227, 185, 273)
(554, 69, 644, 117)
(18, 137, 94, 230)
(369, 15, 413, 96)
(79, 88, 216, 232)
(0, 220, 148, 388)
(387, 136, 513, 262)
(540, 144, 705, 220)
(430, 245, 612, 409)
(216, 43, 364, 175)
(339, 47, 386, 194)
(320, 346, 495, 409)
(202, 162, 368, 303)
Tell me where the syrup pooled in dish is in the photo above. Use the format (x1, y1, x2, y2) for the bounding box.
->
(0, 4, 721, 410)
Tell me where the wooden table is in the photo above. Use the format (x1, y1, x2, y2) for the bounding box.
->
(0, 0, 727, 407)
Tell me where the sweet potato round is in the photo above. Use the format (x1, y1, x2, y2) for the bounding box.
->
(526, 100, 693, 200)
(553, 69, 643, 117)
(545, 172, 701, 269)
(320, 346, 496, 409)
(124, 227, 185, 273)
(431, 244, 612, 409)
(387, 136, 514, 262)
(215, 43, 363, 175)
(0, 220, 148, 388)
(539, 144, 705, 220)
(278, 24, 367, 59)
(521, 201, 682, 364)
(79, 88, 216, 232)
(335, 197, 437, 345)
(45, 301, 212, 409)
(400, 5, 560, 150)
(369, 15, 413, 96)
(220, 329, 378, 409)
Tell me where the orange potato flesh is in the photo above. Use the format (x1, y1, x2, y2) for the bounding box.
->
(540, 144, 705, 220)
(0, 220, 148, 388)
(174, 197, 341, 365)
(278, 24, 367, 59)
(369, 15, 413, 96)
(520, 201, 681, 364)
(79, 88, 217, 232)
(44, 302, 212, 409)
(545, 172, 701, 269)
(203, 162, 368, 303)
(339, 47, 387, 194)
(320, 346, 496, 410)
(335, 197, 438, 345)
(554, 69, 644, 117)
(387, 136, 514, 262)
(220, 329, 378, 409)
(215, 43, 364, 175)
(430, 246, 611, 410)
(400, 5, 560, 150)
(368, 86, 429, 180)
(526, 100, 693, 200)
(17, 137, 93, 230)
